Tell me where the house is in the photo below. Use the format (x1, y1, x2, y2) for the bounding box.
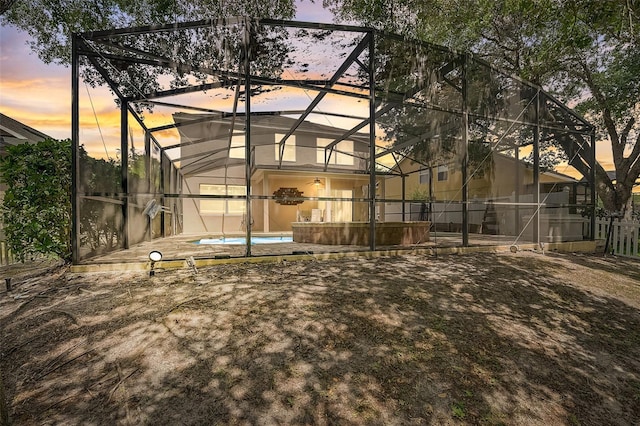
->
(386, 152, 588, 201)
(175, 113, 375, 234)
(384, 151, 591, 241)
(0, 112, 51, 194)
(174, 110, 590, 242)
(0, 113, 50, 154)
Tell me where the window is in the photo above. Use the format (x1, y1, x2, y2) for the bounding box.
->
(437, 165, 448, 181)
(275, 134, 296, 162)
(419, 168, 430, 184)
(229, 135, 245, 159)
(226, 185, 246, 214)
(317, 138, 354, 165)
(317, 138, 329, 164)
(336, 140, 354, 165)
(200, 184, 246, 214)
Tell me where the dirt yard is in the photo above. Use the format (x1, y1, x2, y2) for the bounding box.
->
(1, 251, 639, 425)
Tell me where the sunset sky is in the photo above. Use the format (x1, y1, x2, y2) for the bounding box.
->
(0, 2, 615, 173)
(0, 2, 367, 163)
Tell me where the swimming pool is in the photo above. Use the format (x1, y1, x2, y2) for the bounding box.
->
(195, 236, 293, 245)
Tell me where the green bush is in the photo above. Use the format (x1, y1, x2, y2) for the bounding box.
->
(0, 138, 72, 262)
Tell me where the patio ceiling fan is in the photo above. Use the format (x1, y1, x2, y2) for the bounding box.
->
(308, 177, 325, 188)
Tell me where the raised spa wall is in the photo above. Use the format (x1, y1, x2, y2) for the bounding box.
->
(291, 221, 431, 246)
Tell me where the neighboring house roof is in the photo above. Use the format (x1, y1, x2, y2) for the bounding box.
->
(602, 170, 640, 187)
(538, 168, 579, 183)
(0, 113, 51, 148)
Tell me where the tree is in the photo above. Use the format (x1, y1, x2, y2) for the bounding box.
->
(1, 1, 297, 109)
(327, 0, 640, 216)
(0, 138, 72, 261)
(0, 0, 295, 65)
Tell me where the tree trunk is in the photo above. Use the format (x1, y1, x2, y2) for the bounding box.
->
(595, 167, 621, 211)
(623, 196, 634, 220)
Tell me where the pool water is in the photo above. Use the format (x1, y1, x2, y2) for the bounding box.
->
(195, 236, 293, 245)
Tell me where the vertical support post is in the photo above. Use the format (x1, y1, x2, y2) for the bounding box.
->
(160, 149, 167, 238)
(244, 19, 253, 257)
(533, 91, 541, 246)
(174, 166, 181, 235)
(515, 145, 521, 234)
(71, 34, 80, 264)
(368, 31, 377, 251)
(461, 53, 469, 246)
(144, 131, 152, 193)
(121, 100, 129, 249)
(590, 131, 596, 240)
(401, 175, 406, 221)
(144, 131, 152, 241)
(429, 166, 433, 222)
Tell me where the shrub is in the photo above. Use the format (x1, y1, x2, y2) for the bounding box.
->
(0, 138, 72, 262)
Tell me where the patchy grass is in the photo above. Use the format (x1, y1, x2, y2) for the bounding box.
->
(1, 252, 639, 425)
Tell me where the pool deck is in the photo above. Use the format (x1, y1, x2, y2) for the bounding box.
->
(72, 231, 600, 273)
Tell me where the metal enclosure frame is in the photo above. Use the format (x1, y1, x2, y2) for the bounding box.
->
(71, 18, 596, 264)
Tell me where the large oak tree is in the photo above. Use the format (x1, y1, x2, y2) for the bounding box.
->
(328, 0, 640, 215)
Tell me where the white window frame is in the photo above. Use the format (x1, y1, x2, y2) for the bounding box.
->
(419, 168, 430, 184)
(229, 135, 245, 159)
(317, 138, 354, 165)
(437, 165, 449, 182)
(275, 134, 296, 162)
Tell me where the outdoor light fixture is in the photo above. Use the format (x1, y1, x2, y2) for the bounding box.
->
(149, 250, 162, 276)
(149, 251, 163, 262)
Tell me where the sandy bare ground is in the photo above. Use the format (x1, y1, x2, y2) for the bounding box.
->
(1, 251, 639, 425)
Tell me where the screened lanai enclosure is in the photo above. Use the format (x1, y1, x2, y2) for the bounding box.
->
(71, 18, 596, 264)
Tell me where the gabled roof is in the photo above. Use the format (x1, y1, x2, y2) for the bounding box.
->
(0, 113, 51, 147)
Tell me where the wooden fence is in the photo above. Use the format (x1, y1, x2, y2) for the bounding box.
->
(0, 241, 15, 266)
(596, 218, 640, 257)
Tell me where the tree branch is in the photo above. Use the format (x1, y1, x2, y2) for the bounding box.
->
(0, 0, 18, 15)
(578, 60, 623, 160)
(594, 163, 619, 210)
(624, 131, 640, 187)
(620, 117, 638, 172)
(620, 116, 636, 145)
